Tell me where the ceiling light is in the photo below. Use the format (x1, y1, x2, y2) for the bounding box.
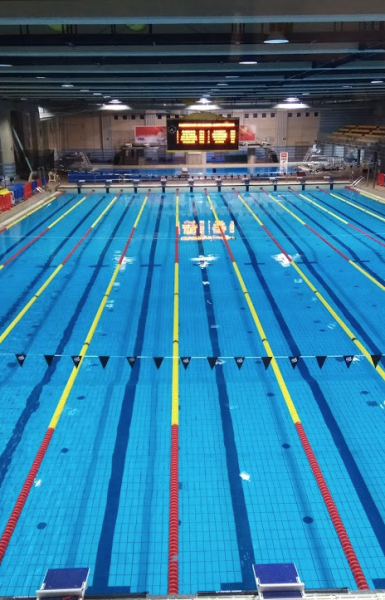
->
(62, 84, 73, 88)
(301, 93, 310, 96)
(276, 102, 309, 109)
(197, 98, 211, 104)
(343, 85, 352, 89)
(36, 76, 46, 79)
(239, 60, 257, 65)
(264, 32, 289, 44)
(226, 75, 239, 79)
(371, 80, 384, 84)
(104, 95, 111, 98)
(0, 64, 12, 67)
(101, 104, 131, 111)
(285, 96, 299, 102)
(187, 103, 220, 111)
(80, 89, 89, 92)
(217, 83, 228, 86)
(93, 92, 102, 95)
(109, 99, 122, 104)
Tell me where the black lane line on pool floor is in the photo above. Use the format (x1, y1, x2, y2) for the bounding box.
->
(336, 189, 385, 217)
(221, 193, 385, 563)
(306, 191, 385, 245)
(282, 193, 385, 286)
(0, 196, 134, 491)
(0, 195, 106, 334)
(91, 195, 165, 594)
(0, 195, 76, 263)
(191, 195, 255, 591)
(251, 195, 384, 356)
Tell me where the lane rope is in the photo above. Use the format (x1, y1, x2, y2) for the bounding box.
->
(346, 186, 385, 206)
(234, 189, 385, 385)
(205, 188, 369, 589)
(0, 190, 151, 564)
(314, 188, 385, 224)
(0, 191, 123, 347)
(0, 191, 95, 271)
(168, 190, 179, 594)
(259, 189, 385, 292)
(0, 191, 65, 236)
(293, 187, 385, 250)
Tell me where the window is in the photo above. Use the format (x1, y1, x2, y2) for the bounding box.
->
(262, 113, 266, 118)
(314, 112, 319, 117)
(131, 115, 136, 120)
(253, 113, 258, 118)
(227, 113, 232, 118)
(245, 113, 249, 118)
(297, 113, 301, 117)
(157, 114, 162, 119)
(140, 114, 145, 120)
(288, 112, 293, 117)
(306, 112, 310, 117)
(123, 115, 127, 120)
(114, 115, 118, 120)
(271, 112, 276, 118)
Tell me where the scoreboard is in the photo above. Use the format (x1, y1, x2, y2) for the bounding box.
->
(167, 117, 239, 151)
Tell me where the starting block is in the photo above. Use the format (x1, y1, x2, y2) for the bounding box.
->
(253, 563, 305, 600)
(36, 568, 90, 600)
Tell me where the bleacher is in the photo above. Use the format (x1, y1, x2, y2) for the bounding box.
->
(328, 124, 385, 144)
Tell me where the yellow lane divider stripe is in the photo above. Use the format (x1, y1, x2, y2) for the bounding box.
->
(205, 189, 369, 588)
(261, 191, 385, 292)
(0, 191, 65, 234)
(0, 193, 120, 346)
(234, 189, 385, 383)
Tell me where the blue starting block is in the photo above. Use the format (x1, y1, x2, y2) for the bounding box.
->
(253, 563, 305, 600)
(36, 568, 90, 600)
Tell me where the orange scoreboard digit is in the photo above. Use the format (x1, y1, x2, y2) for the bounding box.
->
(167, 118, 240, 151)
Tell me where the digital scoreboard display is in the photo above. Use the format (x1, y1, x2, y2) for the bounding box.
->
(167, 118, 239, 151)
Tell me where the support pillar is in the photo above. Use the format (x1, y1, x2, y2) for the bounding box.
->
(0, 111, 16, 178)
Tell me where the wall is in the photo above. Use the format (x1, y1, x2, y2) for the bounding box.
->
(42, 109, 320, 152)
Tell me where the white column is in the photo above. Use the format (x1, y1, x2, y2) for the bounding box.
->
(275, 110, 288, 146)
(0, 111, 16, 177)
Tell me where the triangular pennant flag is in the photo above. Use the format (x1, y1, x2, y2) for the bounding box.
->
(99, 356, 110, 369)
(344, 355, 354, 368)
(154, 357, 164, 369)
(289, 356, 299, 369)
(316, 356, 327, 369)
(234, 357, 245, 370)
(44, 355, 55, 366)
(180, 357, 191, 370)
(262, 356, 272, 369)
(71, 355, 82, 368)
(15, 353, 26, 367)
(126, 356, 137, 368)
(371, 354, 382, 368)
(207, 357, 218, 369)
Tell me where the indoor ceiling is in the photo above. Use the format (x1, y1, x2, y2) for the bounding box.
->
(0, 0, 384, 111)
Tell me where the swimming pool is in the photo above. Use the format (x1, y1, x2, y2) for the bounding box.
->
(0, 186, 385, 595)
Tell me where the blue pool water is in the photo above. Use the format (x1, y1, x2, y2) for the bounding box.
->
(0, 187, 385, 595)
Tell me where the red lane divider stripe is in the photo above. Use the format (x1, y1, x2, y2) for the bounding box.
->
(0, 428, 54, 561)
(2, 227, 49, 266)
(61, 228, 93, 265)
(204, 189, 236, 262)
(304, 224, 350, 261)
(168, 424, 179, 594)
(217, 189, 369, 590)
(315, 187, 385, 249)
(295, 423, 368, 589)
(0, 190, 67, 236)
(0, 191, 94, 268)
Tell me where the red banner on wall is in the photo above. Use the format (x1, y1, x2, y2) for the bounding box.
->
(135, 126, 167, 144)
(239, 124, 256, 142)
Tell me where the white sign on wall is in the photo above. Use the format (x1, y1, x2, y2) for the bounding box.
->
(280, 151, 289, 174)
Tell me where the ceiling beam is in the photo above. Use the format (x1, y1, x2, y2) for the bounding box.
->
(0, 0, 383, 23)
